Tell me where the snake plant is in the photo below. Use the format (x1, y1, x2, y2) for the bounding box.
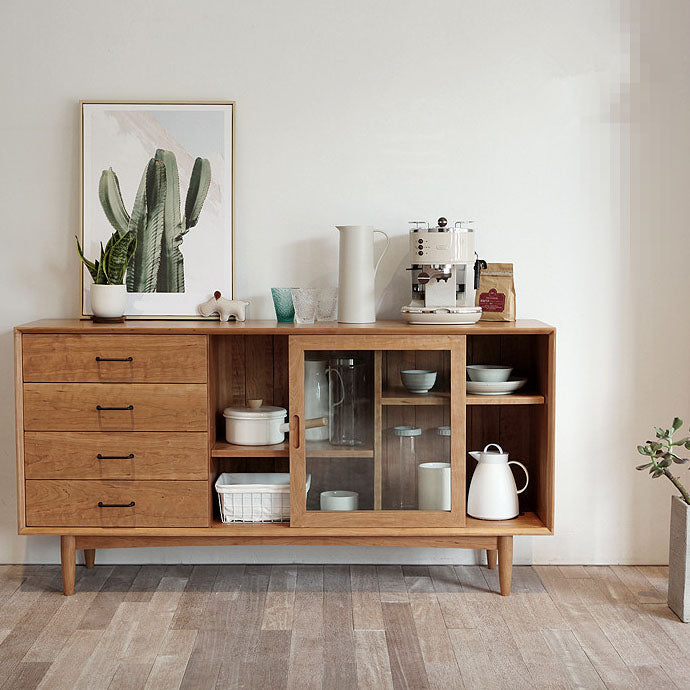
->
(96, 149, 211, 293)
(75, 230, 136, 285)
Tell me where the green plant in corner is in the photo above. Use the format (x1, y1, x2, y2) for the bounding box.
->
(75, 230, 137, 285)
(636, 417, 690, 505)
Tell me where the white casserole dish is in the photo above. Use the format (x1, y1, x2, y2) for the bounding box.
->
(223, 399, 327, 446)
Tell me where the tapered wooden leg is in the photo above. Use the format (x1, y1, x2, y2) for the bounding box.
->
(487, 549, 497, 569)
(497, 536, 513, 596)
(84, 549, 95, 569)
(61, 535, 76, 596)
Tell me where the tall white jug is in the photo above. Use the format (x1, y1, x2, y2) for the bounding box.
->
(336, 226, 389, 323)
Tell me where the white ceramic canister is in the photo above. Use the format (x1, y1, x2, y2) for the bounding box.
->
(336, 226, 389, 323)
(418, 462, 451, 510)
(305, 360, 329, 441)
(90, 284, 127, 318)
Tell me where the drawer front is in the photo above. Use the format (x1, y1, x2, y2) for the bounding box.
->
(25, 480, 209, 527)
(23, 383, 207, 431)
(24, 432, 208, 480)
(23, 334, 207, 383)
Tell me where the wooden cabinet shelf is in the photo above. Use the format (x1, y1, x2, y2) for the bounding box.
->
(466, 393, 545, 405)
(208, 512, 550, 535)
(381, 389, 450, 405)
(212, 440, 374, 458)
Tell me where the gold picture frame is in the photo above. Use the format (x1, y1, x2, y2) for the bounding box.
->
(80, 100, 235, 319)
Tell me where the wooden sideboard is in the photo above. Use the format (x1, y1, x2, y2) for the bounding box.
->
(14, 319, 555, 596)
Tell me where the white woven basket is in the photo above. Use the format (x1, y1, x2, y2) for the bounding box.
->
(215, 473, 311, 523)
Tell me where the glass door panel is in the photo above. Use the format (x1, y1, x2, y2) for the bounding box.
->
(289, 335, 465, 527)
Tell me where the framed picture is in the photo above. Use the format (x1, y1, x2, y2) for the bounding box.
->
(80, 101, 234, 318)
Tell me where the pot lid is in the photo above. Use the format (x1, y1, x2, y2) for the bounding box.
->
(223, 404, 286, 420)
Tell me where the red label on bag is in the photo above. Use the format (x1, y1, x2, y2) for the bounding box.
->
(478, 288, 506, 313)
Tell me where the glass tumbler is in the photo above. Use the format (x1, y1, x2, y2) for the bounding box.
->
(271, 288, 295, 322)
(392, 426, 421, 509)
(291, 288, 319, 324)
(316, 287, 338, 321)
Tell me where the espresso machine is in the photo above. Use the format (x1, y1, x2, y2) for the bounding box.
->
(401, 217, 486, 325)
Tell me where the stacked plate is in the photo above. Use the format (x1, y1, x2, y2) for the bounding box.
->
(466, 364, 526, 396)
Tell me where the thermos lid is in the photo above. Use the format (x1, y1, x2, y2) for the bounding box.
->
(393, 425, 422, 437)
(436, 426, 451, 436)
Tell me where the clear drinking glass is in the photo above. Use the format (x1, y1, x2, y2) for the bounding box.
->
(316, 287, 338, 321)
(291, 288, 319, 324)
(271, 287, 295, 322)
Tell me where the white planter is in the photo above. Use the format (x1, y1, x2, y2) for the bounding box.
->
(669, 495, 690, 622)
(90, 284, 127, 318)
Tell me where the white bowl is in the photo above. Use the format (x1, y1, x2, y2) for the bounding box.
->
(466, 364, 513, 383)
(401, 369, 437, 394)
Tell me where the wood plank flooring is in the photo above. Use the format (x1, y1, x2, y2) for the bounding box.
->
(0, 563, 686, 689)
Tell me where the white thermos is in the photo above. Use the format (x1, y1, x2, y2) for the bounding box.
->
(336, 226, 389, 323)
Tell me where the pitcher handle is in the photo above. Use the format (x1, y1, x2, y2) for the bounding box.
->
(484, 443, 504, 454)
(373, 230, 389, 276)
(326, 367, 345, 407)
(508, 461, 529, 494)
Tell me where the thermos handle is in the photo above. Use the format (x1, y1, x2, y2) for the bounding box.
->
(483, 443, 504, 453)
(508, 461, 529, 494)
(373, 230, 389, 276)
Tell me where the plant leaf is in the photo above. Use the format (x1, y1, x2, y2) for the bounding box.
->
(636, 463, 653, 471)
(105, 232, 135, 285)
(75, 236, 98, 282)
(185, 157, 211, 229)
(673, 456, 690, 464)
(652, 470, 663, 478)
(673, 417, 683, 431)
(99, 168, 131, 237)
(95, 243, 106, 284)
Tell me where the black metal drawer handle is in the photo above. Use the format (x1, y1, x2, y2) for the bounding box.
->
(97, 453, 135, 460)
(96, 405, 134, 411)
(95, 356, 133, 362)
(98, 501, 135, 508)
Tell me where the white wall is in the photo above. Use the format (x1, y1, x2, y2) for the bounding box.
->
(0, 0, 687, 565)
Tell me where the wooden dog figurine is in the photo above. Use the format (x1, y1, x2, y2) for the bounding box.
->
(198, 291, 249, 322)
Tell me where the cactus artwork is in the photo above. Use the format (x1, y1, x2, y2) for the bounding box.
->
(98, 149, 211, 293)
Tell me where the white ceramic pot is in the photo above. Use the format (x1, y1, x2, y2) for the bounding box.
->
(669, 495, 690, 622)
(320, 490, 359, 511)
(90, 284, 127, 318)
(418, 462, 451, 510)
(223, 401, 327, 446)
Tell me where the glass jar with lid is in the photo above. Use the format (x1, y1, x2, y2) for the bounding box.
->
(391, 425, 422, 510)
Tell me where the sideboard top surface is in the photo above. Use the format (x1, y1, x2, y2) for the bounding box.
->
(15, 318, 555, 335)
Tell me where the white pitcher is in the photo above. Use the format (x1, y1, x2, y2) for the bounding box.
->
(336, 226, 389, 323)
(467, 444, 529, 520)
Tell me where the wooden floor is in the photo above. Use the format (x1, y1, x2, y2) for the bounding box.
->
(0, 563, 687, 689)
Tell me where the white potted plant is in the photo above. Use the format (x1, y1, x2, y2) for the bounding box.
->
(76, 230, 136, 320)
(636, 417, 690, 622)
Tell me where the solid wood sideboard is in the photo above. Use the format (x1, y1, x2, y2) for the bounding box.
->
(14, 319, 555, 596)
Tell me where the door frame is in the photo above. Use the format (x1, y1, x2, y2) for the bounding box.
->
(288, 334, 466, 527)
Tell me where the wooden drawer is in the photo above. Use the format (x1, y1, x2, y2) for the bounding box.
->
(23, 383, 207, 431)
(22, 334, 207, 383)
(25, 480, 209, 527)
(24, 432, 208, 480)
